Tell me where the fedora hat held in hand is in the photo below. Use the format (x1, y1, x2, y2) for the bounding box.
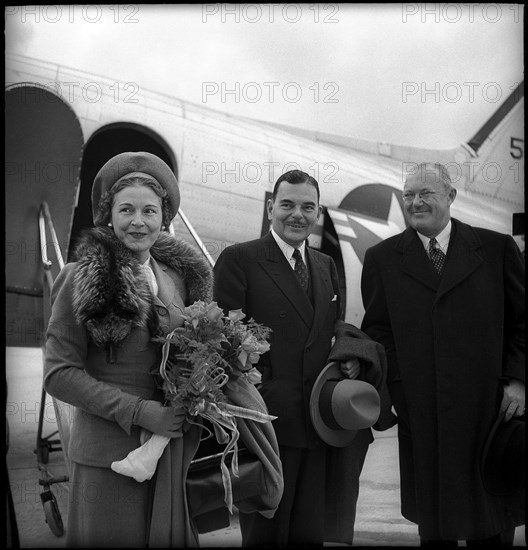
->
(310, 362, 381, 447)
(480, 409, 525, 495)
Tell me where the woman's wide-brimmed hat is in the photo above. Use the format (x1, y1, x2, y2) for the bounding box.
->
(310, 362, 381, 447)
(480, 409, 525, 495)
(91, 151, 179, 226)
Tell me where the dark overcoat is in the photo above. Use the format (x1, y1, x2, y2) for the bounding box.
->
(361, 218, 525, 540)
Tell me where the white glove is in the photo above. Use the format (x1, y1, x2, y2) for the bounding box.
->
(111, 431, 170, 482)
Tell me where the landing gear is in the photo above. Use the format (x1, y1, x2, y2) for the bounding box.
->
(41, 489, 65, 537)
(35, 387, 69, 537)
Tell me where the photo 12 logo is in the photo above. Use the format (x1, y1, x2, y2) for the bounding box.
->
(5, 160, 79, 186)
(401, 158, 523, 187)
(202, 81, 339, 104)
(201, 161, 339, 184)
(5, 238, 71, 266)
(401, 3, 522, 23)
(4, 81, 141, 105)
(5, 5, 140, 23)
(402, 81, 507, 104)
(202, 3, 339, 23)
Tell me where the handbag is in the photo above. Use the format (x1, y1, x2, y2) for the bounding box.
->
(186, 446, 266, 533)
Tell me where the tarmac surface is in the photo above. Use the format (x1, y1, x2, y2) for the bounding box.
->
(6, 346, 525, 547)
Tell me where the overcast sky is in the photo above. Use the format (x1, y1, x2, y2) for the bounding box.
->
(5, 3, 524, 149)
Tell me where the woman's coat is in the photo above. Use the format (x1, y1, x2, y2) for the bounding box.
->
(44, 227, 213, 546)
(45, 228, 213, 466)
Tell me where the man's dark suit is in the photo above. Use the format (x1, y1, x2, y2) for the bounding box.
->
(213, 232, 343, 545)
(214, 232, 340, 448)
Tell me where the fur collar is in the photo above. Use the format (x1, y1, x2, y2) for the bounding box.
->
(72, 227, 213, 348)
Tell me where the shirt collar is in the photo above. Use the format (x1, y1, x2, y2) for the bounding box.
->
(417, 220, 451, 253)
(270, 229, 306, 264)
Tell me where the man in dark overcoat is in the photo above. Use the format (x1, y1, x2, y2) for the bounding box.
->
(214, 170, 377, 546)
(361, 162, 525, 545)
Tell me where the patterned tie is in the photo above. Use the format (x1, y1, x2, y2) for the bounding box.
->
(428, 238, 446, 275)
(292, 248, 309, 292)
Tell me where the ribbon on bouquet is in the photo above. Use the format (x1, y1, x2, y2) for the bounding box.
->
(199, 401, 278, 513)
(159, 328, 179, 394)
(199, 402, 240, 513)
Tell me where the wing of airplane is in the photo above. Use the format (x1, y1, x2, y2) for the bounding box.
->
(5, 53, 524, 341)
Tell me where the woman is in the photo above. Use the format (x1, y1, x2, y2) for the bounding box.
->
(44, 151, 213, 547)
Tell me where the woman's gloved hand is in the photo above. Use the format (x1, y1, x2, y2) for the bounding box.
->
(133, 400, 186, 438)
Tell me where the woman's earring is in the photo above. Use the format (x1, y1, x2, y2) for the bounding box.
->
(108, 222, 113, 228)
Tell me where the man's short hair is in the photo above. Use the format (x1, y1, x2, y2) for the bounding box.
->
(272, 170, 320, 202)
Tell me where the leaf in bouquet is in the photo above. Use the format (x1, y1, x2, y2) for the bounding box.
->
(185, 342, 210, 358)
(209, 337, 228, 351)
(228, 332, 242, 349)
(246, 317, 273, 340)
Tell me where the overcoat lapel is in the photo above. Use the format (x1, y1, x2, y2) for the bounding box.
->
(436, 219, 483, 300)
(257, 234, 314, 329)
(398, 228, 439, 291)
(150, 257, 176, 308)
(398, 220, 484, 298)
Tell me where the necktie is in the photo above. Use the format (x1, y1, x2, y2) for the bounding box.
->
(428, 238, 446, 275)
(292, 248, 309, 292)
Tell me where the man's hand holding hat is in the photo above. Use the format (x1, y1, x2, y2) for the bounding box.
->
(340, 358, 361, 379)
(500, 379, 525, 422)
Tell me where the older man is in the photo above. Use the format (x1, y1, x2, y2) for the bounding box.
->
(361, 162, 525, 545)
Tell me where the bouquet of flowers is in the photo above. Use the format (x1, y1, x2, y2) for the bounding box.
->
(158, 300, 272, 416)
(111, 300, 274, 512)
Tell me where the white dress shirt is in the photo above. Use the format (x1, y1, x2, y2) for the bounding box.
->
(417, 220, 451, 255)
(270, 229, 307, 269)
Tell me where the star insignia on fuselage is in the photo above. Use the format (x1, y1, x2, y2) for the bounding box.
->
(328, 186, 406, 264)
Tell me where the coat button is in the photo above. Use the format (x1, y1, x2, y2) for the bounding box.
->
(279, 311, 287, 318)
(158, 307, 167, 316)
